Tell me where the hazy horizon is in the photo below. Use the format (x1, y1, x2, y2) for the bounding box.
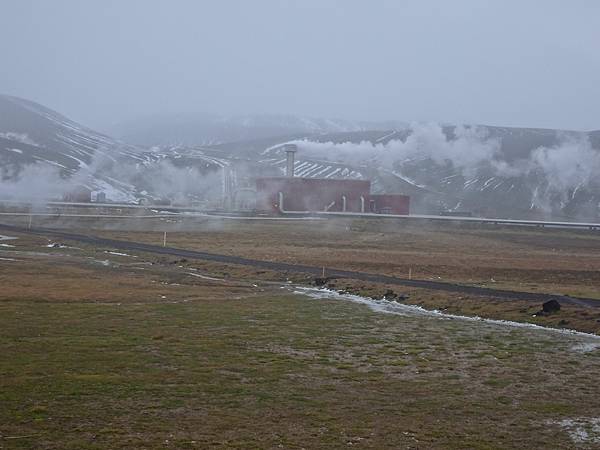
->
(2, 0, 599, 131)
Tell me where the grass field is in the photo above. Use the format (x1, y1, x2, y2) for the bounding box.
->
(2, 220, 600, 448)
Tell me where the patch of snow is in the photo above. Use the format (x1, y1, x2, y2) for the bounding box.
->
(375, 130, 397, 143)
(0, 243, 15, 247)
(0, 132, 40, 147)
(464, 178, 480, 189)
(391, 170, 426, 188)
(553, 418, 600, 444)
(0, 235, 18, 241)
(570, 342, 600, 353)
(324, 168, 341, 178)
(45, 243, 68, 248)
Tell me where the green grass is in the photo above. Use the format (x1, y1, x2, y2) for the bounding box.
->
(1, 293, 600, 449)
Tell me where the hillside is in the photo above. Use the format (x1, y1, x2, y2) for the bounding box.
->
(0, 96, 227, 203)
(106, 112, 406, 146)
(2, 95, 600, 219)
(0, 95, 143, 171)
(245, 125, 600, 218)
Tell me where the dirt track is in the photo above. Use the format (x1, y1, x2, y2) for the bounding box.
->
(2, 223, 599, 308)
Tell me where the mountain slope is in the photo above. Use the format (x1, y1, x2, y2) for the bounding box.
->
(242, 125, 600, 218)
(3, 95, 600, 219)
(106, 112, 407, 146)
(0, 96, 237, 203)
(0, 95, 143, 172)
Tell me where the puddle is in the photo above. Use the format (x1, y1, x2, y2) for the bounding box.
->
(187, 272, 224, 282)
(45, 243, 80, 249)
(104, 250, 137, 258)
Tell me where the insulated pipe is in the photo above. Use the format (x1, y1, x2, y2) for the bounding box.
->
(341, 195, 347, 212)
(360, 196, 365, 213)
(278, 192, 284, 213)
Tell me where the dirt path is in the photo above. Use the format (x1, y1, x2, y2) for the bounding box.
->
(2, 223, 599, 308)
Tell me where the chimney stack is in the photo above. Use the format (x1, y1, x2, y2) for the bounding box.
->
(284, 144, 297, 177)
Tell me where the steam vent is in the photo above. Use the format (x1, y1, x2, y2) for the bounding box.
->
(256, 144, 409, 215)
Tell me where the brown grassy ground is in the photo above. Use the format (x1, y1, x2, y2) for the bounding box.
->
(3, 216, 600, 332)
(73, 218, 600, 334)
(87, 219, 600, 299)
(2, 237, 600, 449)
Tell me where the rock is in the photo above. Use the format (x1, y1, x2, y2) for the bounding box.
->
(542, 299, 561, 314)
(383, 289, 408, 302)
(314, 277, 330, 286)
(383, 289, 397, 300)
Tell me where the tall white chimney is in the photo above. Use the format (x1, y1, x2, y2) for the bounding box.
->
(284, 144, 297, 177)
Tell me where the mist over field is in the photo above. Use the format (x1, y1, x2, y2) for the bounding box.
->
(1, 0, 599, 218)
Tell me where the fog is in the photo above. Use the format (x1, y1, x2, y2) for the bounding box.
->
(0, 155, 223, 205)
(1, 0, 600, 130)
(290, 124, 600, 210)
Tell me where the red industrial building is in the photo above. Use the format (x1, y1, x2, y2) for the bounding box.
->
(256, 177, 409, 215)
(255, 144, 410, 215)
(62, 186, 92, 203)
(368, 194, 410, 215)
(256, 177, 372, 213)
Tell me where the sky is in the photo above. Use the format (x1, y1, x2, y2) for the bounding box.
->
(1, 0, 599, 130)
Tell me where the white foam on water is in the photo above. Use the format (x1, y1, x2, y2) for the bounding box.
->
(293, 286, 600, 345)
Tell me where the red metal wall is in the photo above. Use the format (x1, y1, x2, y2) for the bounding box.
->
(256, 177, 371, 213)
(367, 194, 410, 215)
(62, 187, 92, 203)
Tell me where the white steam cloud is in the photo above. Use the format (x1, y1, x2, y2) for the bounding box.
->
(530, 136, 600, 194)
(290, 123, 600, 202)
(0, 164, 70, 201)
(0, 155, 223, 204)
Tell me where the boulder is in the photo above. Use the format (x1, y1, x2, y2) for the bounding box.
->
(314, 277, 331, 286)
(383, 289, 397, 300)
(542, 299, 561, 314)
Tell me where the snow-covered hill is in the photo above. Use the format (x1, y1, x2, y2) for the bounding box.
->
(0, 95, 143, 171)
(3, 94, 600, 219)
(251, 125, 600, 219)
(0, 96, 232, 203)
(0, 95, 148, 201)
